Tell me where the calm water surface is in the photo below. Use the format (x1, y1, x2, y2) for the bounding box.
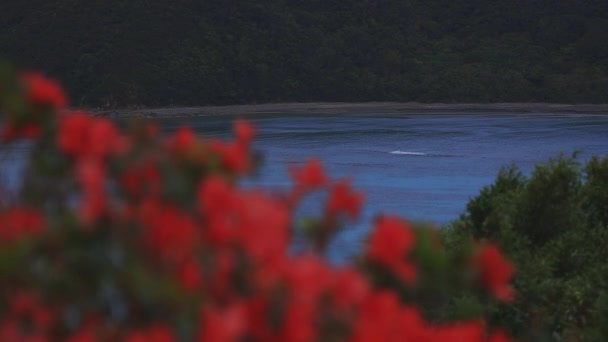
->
(159, 113, 608, 260)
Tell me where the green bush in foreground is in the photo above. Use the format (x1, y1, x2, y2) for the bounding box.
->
(444, 154, 608, 341)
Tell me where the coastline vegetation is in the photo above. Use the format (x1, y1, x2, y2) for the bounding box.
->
(2, 1, 608, 107)
(443, 154, 608, 340)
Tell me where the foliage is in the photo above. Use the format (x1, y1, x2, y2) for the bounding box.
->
(0, 67, 520, 340)
(444, 153, 608, 341)
(1, 1, 608, 107)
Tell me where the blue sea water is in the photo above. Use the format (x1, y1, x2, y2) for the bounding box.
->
(160, 113, 608, 260)
(1, 113, 606, 260)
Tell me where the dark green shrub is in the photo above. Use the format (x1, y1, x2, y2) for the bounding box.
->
(444, 154, 608, 341)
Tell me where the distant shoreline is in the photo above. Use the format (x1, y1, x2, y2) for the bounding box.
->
(96, 102, 608, 118)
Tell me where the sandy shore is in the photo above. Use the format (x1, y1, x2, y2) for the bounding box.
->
(98, 102, 608, 118)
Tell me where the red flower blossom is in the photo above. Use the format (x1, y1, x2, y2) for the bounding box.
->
(167, 127, 196, 154)
(330, 267, 371, 310)
(398, 306, 431, 341)
(475, 244, 515, 302)
(290, 159, 327, 192)
(199, 303, 247, 342)
(327, 180, 364, 219)
(57, 113, 126, 160)
(20, 72, 67, 110)
(429, 320, 485, 341)
(87, 118, 125, 159)
(237, 192, 290, 263)
(120, 160, 162, 197)
(367, 216, 417, 285)
(75, 159, 107, 225)
(234, 119, 256, 147)
(210, 140, 250, 174)
(198, 176, 237, 216)
(280, 302, 318, 342)
(144, 206, 201, 262)
(0, 319, 20, 342)
(350, 291, 404, 342)
(1, 123, 41, 142)
(0, 207, 45, 243)
(57, 112, 91, 157)
(8, 291, 54, 332)
(283, 255, 332, 304)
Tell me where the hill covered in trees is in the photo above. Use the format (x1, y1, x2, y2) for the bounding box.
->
(2, 0, 608, 107)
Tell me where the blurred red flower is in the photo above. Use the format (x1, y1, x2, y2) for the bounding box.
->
(368, 216, 417, 285)
(290, 159, 327, 191)
(327, 180, 364, 219)
(476, 244, 515, 302)
(20, 72, 67, 110)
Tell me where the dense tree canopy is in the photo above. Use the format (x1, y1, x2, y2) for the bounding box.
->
(443, 155, 608, 340)
(2, 0, 608, 107)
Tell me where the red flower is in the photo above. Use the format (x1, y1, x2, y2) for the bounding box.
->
(0, 207, 45, 243)
(75, 159, 107, 225)
(350, 291, 404, 342)
(330, 267, 371, 310)
(120, 160, 161, 197)
(20, 72, 67, 110)
(237, 192, 290, 264)
(76, 159, 106, 192)
(430, 320, 485, 341)
(475, 244, 515, 302)
(57, 113, 126, 160)
(0, 319, 20, 342)
(283, 255, 332, 303)
(398, 307, 430, 341)
(327, 180, 364, 220)
(8, 291, 54, 332)
(198, 176, 237, 216)
(234, 119, 256, 147)
(87, 118, 125, 159)
(290, 159, 327, 192)
(210, 140, 249, 174)
(280, 302, 317, 342)
(57, 112, 91, 157)
(1, 123, 41, 142)
(144, 206, 201, 262)
(367, 216, 417, 285)
(167, 127, 196, 154)
(199, 303, 247, 342)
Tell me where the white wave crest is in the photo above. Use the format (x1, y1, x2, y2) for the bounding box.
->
(389, 150, 427, 156)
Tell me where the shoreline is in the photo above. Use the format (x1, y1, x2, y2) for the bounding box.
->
(96, 102, 608, 118)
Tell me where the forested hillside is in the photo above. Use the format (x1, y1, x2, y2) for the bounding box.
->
(2, 0, 608, 107)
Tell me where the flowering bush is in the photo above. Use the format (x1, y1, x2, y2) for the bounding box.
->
(0, 65, 516, 341)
